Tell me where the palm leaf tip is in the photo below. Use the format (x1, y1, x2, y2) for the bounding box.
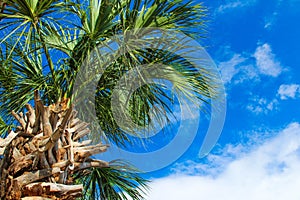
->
(77, 160, 150, 200)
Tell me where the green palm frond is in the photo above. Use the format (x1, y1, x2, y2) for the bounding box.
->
(117, 0, 207, 38)
(0, 0, 69, 45)
(0, 42, 59, 120)
(79, 28, 216, 146)
(0, 116, 13, 136)
(76, 160, 149, 200)
(44, 25, 80, 56)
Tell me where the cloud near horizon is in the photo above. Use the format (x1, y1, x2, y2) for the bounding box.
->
(146, 122, 300, 200)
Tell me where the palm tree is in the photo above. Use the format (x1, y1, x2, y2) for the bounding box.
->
(0, 0, 215, 199)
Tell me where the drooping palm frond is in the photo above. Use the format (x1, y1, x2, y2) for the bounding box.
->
(72, 28, 216, 146)
(53, 0, 213, 147)
(76, 160, 149, 200)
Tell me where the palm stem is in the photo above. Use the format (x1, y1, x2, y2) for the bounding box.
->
(35, 24, 56, 85)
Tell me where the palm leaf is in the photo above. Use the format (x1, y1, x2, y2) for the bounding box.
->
(76, 160, 149, 200)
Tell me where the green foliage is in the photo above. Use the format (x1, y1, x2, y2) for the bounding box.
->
(0, 0, 214, 199)
(76, 160, 149, 200)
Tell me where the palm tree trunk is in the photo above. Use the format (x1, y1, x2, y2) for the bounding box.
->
(0, 91, 109, 199)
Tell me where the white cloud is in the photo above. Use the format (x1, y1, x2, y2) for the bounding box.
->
(246, 97, 279, 114)
(233, 64, 259, 84)
(171, 144, 248, 177)
(147, 122, 300, 200)
(216, 0, 257, 13)
(219, 43, 283, 85)
(219, 54, 246, 83)
(278, 84, 300, 100)
(219, 54, 260, 85)
(254, 43, 283, 77)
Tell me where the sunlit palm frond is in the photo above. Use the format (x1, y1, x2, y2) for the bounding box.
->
(117, 0, 207, 38)
(0, 43, 54, 120)
(86, 30, 216, 146)
(44, 25, 80, 56)
(0, 0, 69, 44)
(77, 160, 149, 200)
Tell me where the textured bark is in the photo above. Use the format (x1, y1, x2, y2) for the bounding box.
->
(22, 182, 83, 199)
(0, 91, 109, 199)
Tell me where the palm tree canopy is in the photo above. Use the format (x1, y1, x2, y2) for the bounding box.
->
(0, 0, 216, 199)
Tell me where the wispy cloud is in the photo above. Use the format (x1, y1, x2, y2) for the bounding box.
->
(219, 43, 283, 84)
(171, 143, 248, 177)
(278, 84, 300, 100)
(216, 0, 257, 14)
(264, 12, 278, 30)
(147, 122, 300, 200)
(263, 0, 283, 30)
(246, 96, 279, 114)
(219, 54, 246, 83)
(254, 43, 283, 77)
(219, 53, 260, 85)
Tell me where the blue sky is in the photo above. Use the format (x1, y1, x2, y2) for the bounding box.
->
(1, 1, 299, 198)
(143, 0, 300, 199)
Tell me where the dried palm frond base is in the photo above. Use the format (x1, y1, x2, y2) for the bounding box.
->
(0, 91, 109, 200)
